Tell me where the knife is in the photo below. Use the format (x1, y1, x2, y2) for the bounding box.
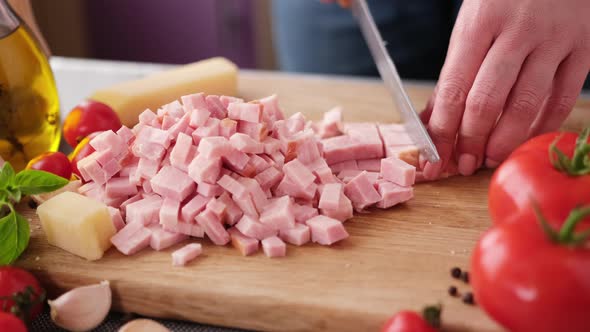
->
(350, 0, 440, 164)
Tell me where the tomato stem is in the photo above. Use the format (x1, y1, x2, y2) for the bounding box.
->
(549, 128, 590, 176)
(533, 203, 590, 246)
(421, 304, 442, 329)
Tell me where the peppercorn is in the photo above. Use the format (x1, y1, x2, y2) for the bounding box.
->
(461, 271, 470, 284)
(28, 199, 38, 209)
(448, 286, 458, 297)
(462, 292, 475, 305)
(450, 267, 462, 279)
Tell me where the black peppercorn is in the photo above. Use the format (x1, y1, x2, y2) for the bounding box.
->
(448, 286, 458, 297)
(462, 292, 475, 305)
(461, 271, 470, 284)
(28, 199, 38, 209)
(451, 267, 462, 279)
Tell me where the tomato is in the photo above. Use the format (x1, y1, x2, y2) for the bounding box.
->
(471, 207, 590, 332)
(381, 306, 440, 332)
(26, 151, 72, 180)
(68, 133, 97, 180)
(488, 129, 590, 230)
(0, 266, 44, 323)
(0, 312, 27, 332)
(63, 100, 121, 148)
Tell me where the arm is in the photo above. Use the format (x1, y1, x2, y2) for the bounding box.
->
(7, 0, 50, 55)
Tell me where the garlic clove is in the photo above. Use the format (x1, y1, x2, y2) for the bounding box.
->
(48, 280, 111, 332)
(118, 319, 171, 332)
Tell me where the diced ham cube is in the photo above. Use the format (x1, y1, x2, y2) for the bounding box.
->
(220, 96, 244, 108)
(137, 158, 160, 181)
(249, 154, 271, 173)
(105, 177, 138, 199)
(119, 165, 137, 177)
(269, 151, 285, 168)
(259, 94, 285, 123)
(318, 183, 343, 210)
(205, 95, 228, 119)
(189, 108, 210, 128)
(280, 223, 311, 246)
(161, 115, 177, 130)
(135, 126, 172, 149)
(254, 166, 283, 191)
(197, 182, 224, 197)
(149, 224, 188, 251)
(237, 121, 267, 141)
(111, 222, 152, 255)
(261, 236, 286, 258)
(150, 166, 196, 202)
(218, 192, 243, 225)
(139, 109, 157, 124)
(293, 203, 319, 223)
(77, 154, 107, 184)
(198, 137, 231, 158)
(330, 160, 359, 173)
(205, 198, 226, 221)
(192, 118, 220, 144)
(283, 159, 316, 189)
(132, 141, 166, 161)
(320, 191, 353, 222)
(197, 211, 230, 245)
(263, 137, 281, 154)
(235, 215, 276, 240)
(188, 156, 222, 184)
(94, 149, 115, 167)
(125, 195, 163, 225)
(142, 180, 153, 193)
(380, 157, 416, 187)
(181, 93, 208, 112)
(119, 194, 142, 217)
(230, 133, 264, 154)
(317, 107, 343, 138)
(180, 194, 209, 223)
(159, 198, 181, 227)
(275, 176, 317, 201)
(219, 118, 237, 138)
(385, 145, 419, 168)
(375, 181, 414, 209)
(222, 147, 250, 172)
(259, 196, 295, 231)
(357, 159, 382, 172)
(117, 126, 135, 145)
(233, 194, 259, 218)
(228, 102, 262, 123)
(167, 112, 191, 139)
(217, 175, 247, 198)
(162, 100, 184, 118)
(90, 130, 126, 156)
(237, 177, 268, 213)
(108, 206, 126, 231)
(306, 215, 349, 245)
(170, 132, 195, 172)
(228, 228, 259, 256)
(172, 243, 202, 266)
(344, 171, 382, 210)
(161, 221, 204, 238)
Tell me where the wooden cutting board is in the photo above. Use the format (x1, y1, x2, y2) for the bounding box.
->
(16, 72, 590, 332)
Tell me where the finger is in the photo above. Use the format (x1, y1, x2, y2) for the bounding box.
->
(423, 6, 497, 180)
(485, 47, 565, 167)
(532, 52, 590, 135)
(455, 34, 533, 175)
(420, 84, 438, 124)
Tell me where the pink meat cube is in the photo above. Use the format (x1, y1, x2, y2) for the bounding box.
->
(77, 155, 107, 184)
(321, 135, 357, 165)
(102, 159, 123, 180)
(375, 181, 414, 209)
(220, 96, 244, 108)
(205, 198, 226, 221)
(237, 121, 267, 141)
(171, 243, 202, 266)
(343, 171, 382, 210)
(149, 224, 188, 251)
(93, 149, 114, 167)
(197, 212, 230, 245)
(318, 183, 343, 210)
(150, 166, 196, 202)
(259, 94, 285, 123)
(120, 194, 142, 217)
(111, 221, 152, 255)
(142, 180, 153, 194)
(181, 93, 208, 112)
(205, 95, 228, 119)
(330, 160, 358, 173)
(105, 177, 138, 199)
(135, 126, 172, 149)
(217, 175, 247, 198)
(249, 154, 271, 173)
(161, 115, 176, 130)
(320, 192, 353, 222)
(219, 118, 238, 138)
(197, 182, 224, 197)
(261, 236, 286, 258)
(132, 141, 166, 161)
(139, 109, 157, 124)
(161, 221, 203, 238)
(108, 206, 126, 231)
(117, 125, 134, 144)
(233, 194, 259, 218)
(137, 158, 160, 181)
(317, 107, 343, 138)
(180, 194, 209, 223)
(380, 157, 416, 187)
(384, 145, 419, 168)
(259, 196, 295, 231)
(228, 102, 262, 123)
(293, 203, 319, 223)
(189, 108, 210, 128)
(198, 137, 231, 158)
(159, 198, 181, 227)
(90, 130, 126, 156)
(357, 159, 382, 172)
(222, 147, 250, 172)
(275, 176, 317, 201)
(263, 137, 281, 154)
(125, 195, 163, 225)
(230, 133, 264, 154)
(235, 215, 276, 240)
(167, 112, 191, 139)
(192, 118, 220, 144)
(283, 159, 316, 189)
(237, 177, 268, 213)
(228, 228, 259, 256)
(169, 133, 195, 172)
(188, 156, 222, 184)
(162, 100, 184, 118)
(269, 151, 285, 168)
(306, 215, 349, 245)
(254, 166, 283, 191)
(218, 192, 243, 225)
(119, 165, 137, 178)
(280, 223, 311, 246)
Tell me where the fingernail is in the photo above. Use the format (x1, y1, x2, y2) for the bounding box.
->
(423, 161, 442, 180)
(485, 158, 501, 168)
(458, 154, 477, 176)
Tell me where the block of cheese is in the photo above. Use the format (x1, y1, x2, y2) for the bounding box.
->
(37, 191, 116, 261)
(90, 57, 238, 127)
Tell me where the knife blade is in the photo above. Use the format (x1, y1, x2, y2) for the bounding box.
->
(350, 0, 440, 164)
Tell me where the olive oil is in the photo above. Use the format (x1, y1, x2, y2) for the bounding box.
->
(0, 25, 60, 171)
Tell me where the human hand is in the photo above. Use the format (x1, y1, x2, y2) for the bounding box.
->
(422, 0, 590, 179)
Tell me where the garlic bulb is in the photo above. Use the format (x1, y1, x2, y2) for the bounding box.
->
(118, 319, 171, 332)
(48, 280, 111, 332)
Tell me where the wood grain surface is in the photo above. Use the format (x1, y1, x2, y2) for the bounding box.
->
(16, 72, 590, 332)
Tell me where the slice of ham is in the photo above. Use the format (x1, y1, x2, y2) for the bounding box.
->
(171, 243, 202, 266)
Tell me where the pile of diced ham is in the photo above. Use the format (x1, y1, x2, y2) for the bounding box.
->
(75, 93, 451, 265)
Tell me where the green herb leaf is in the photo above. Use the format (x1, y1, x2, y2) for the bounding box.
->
(0, 162, 15, 190)
(14, 170, 68, 195)
(0, 211, 30, 265)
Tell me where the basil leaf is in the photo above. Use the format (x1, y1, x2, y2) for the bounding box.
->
(0, 162, 15, 190)
(0, 211, 30, 265)
(14, 170, 68, 195)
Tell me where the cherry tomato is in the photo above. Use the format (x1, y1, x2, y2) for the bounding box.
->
(0, 266, 45, 323)
(381, 308, 439, 332)
(471, 210, 590, 332)
(63, 100, 121, 148)
(488, 129, 590, 230)
(0, 312, 27, 332)
(26, 151, 72, 180)
(68, 133, 97, 180)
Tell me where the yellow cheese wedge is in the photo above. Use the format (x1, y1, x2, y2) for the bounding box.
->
(37, 192, 116, 261)
(90, 57, 238, 127)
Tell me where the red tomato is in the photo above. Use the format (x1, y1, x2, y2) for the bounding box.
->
(68, 134, 97, 180)
(471, 215, 590, 332)
(381, 310, 438, 332)
(26, 151, 72, 180)
(0, 312, 27, 332)
(63, 99, 121, 148)
(0, 266, 44, 322)
(488, 130, 590, 230)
